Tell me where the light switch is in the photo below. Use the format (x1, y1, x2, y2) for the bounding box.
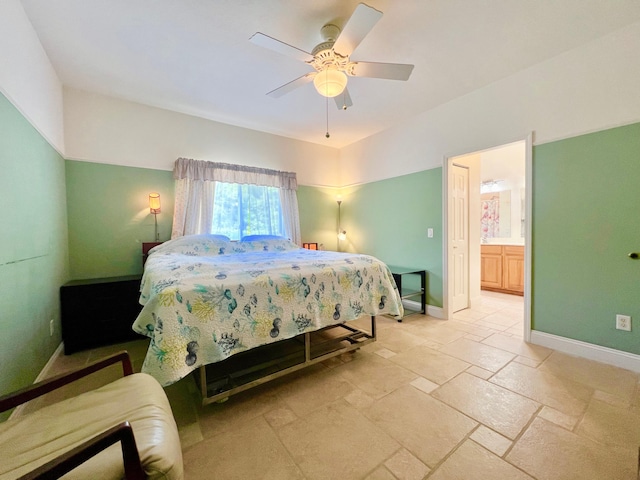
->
(427, 228, 434, 238)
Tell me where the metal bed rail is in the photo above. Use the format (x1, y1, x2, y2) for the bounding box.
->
(196, 315, 376, 405)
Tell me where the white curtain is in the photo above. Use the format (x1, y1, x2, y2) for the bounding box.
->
(279, 188, 301, 245)
(172, 158, 301, 244)
(171, 178, 216, 239)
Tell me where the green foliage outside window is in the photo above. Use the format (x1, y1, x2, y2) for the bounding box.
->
(212, 182, 285, 240)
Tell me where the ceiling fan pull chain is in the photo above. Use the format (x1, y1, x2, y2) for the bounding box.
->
(325, 95, 330, 138)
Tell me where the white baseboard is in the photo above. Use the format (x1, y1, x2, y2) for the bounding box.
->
(403, 299, 445, 320)
(530, 330, 640, 373)
(9, 342, 64, 420)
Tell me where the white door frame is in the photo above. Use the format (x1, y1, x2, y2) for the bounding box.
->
(442, 133, 533, 342)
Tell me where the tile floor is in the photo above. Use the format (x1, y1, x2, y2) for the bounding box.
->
(28, 291, 640, 479)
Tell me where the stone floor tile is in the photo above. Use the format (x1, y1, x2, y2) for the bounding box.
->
(481, 333, 552, 361)
(364, 466, 396, 480)
(384, 448, 430, 480)
(491, 362, 591, 416)
(537, 406, 580, 431)
(432, 372, 539, 439)
(480, 311, 521, 328)
(443, 320, 497, 339)
(438, 337, 515, 372)
(183, 416, 304, 480)
(376, 328, 426, 353)
(539, 351, 639, 402)
(465, 333, 485, 342)
(390, 344, 470, 385)
(593, 389, 632, 408)
(505, 324, 524, 337)
(466, 365, 493, 380)
(410, 376, 439, 394)
(344, 388, 376, 410)
(470, 425, 512, 456)
(507, 417, 636, 480)
(576, 398, 640, 447)
(277, 400, 399, 480)
(263, 406, 298, 428)
(336, 352, 418, 399)
(429, 440, 534, 480)
(452, 309, 488, 321)
(375, 347, 397, 359)
(407, 323, 469, 345)
(474, 319, 511, 331)
(275, 368, 356, 417)
(365, 385, 477, 468)
(197, 381, 283, 437)
(512, 355, 540, 368)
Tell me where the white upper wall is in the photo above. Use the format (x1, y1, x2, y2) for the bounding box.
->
(5, 1, 640, 190)
(63, 88, 340, 187)
(339, 21, 640, 186)
(0, 0, 64, 153)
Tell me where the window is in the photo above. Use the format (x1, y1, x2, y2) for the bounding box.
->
(211, 182, 285, 240)
(172, 158, 300, 244)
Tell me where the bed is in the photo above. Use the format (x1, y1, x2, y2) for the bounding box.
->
(132, 235, 403, 404)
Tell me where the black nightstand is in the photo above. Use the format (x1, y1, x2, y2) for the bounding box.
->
(60, 275, 144, 354)
(388, 267, 426, 322)
(143, 242, 164, 266)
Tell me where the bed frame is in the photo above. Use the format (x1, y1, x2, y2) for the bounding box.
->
(195, 316, 376, 405)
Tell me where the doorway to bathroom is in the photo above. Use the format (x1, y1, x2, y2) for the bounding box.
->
(444, 137, 531, 340)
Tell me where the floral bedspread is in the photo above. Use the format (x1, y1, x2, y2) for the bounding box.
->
(132, 236, 403, 386)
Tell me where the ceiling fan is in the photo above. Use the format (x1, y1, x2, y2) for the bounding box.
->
(249, 3, 414, 110)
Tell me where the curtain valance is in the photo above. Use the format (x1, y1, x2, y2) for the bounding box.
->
(173, 158, 298, 190)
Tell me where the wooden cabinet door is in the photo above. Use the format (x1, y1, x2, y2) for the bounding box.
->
(481, 246, 503, 289)
(503, 246, 524, 294)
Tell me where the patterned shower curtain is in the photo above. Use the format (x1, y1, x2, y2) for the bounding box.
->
(481, 197, 500, 239)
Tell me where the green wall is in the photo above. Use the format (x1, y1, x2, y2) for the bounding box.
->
(65, 167, 443, 308)
(66, 166, 335, 280)
(532, 122, 640, 354)
(65, 161, 174, 279)
(343, 169, 443, 307)
(297, 185, 340, 251)
(0, 94, 69, 418)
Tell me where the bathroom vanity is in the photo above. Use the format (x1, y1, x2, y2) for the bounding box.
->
(480, 244, 524, 295)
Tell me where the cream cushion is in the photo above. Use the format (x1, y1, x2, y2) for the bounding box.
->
(0, 373, 183, 480)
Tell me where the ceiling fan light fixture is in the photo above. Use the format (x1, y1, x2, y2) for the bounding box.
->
(313, 68, 348, 98)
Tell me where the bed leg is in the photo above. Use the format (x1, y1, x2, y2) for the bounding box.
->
(304, 332, 311, 362)
(371, 315, 376, 339)
(199, 366, 207, 401)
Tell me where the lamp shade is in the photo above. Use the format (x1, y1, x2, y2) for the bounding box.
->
(313, 69, 348, 98)
(149, 193, 161, 213)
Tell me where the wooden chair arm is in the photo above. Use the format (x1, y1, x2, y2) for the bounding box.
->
(17, 421, 145, 480)
(0, 351, 134, 413)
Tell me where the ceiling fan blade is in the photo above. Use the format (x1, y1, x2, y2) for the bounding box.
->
(333, 3, 383, 57)
(266, 72, 316, 98)
(350, 61, 414, 81)
(249, 32, 314, 63)
(334, 88, 353, 110)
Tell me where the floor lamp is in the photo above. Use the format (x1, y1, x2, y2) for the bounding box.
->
(149, 193, 161, 241)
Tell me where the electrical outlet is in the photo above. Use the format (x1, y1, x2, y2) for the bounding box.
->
(50, 319, 55, 336)
(616, 314, 631, 331)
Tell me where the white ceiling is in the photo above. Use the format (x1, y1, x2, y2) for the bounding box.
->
(20, 0, 640, 149)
